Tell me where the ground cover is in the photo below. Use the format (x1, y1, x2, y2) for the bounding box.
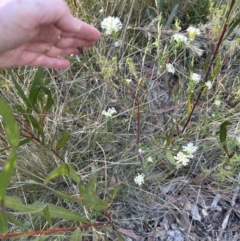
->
(1, 0, 240, 240)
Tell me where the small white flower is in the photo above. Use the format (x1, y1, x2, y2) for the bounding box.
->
(214, 99, 221, 106)
(205, 81, 213, 90)
(101, 16, 122, 35)
(102, 107, 117, 118)
(114, 40, 123, 47)
(99, 8, 104, 13)
(147, 156, 153, 162)
(171, 33, 188, 44)
(125, 79, 132, 84)
(191, 73, 201, 84)
(134, 173, 145, 186)
(166, 63, 175, 74)
(174, 152, 190, 166)
(187, 26, 200, 39)
(138, 148, 143, 154)
(182, 143, 198, 158)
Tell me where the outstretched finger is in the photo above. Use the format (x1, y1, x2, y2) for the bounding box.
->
(56, 16, 100, 42)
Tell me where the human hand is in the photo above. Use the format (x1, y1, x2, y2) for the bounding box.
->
(0, 0, 100, 69)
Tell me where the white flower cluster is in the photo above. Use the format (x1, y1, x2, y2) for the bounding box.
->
(134, 173, 145, 186)
(101, 16, 122, 35)
(174, 143, 198, 166)
(172, 33, 188, 44)
(166, 63, 175, 74)
(147, 156, 153, 162)
(214, 99, 221, 106)
(205, 81, 213, 90)
(191, 73, 201, 84)
(170, 26, 200, 46)
(187, 26, 200, 40)
(102, 107, 117, 118)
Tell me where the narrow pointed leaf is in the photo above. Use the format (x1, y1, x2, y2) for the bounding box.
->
(55, 131, 69, 151)
(18, 138, 32, 147)
(44, 163, 80, 185)
(220, 121, 231, 156)
(5, 196, 87, 222)
(8, 69, 39, 114)
(0, 98, 20, 147)
(220, 121, 232, 143)
(224, 18, 240, 40)
(70, 228, 82, 241)
(0, 148, 17, 202)
(0, 139, 31, 153)
(166, 150, 177, 165)
(29, 68, 44, 106)
(26, 115, 43, 134)
(0, 211, 8, 234)
(165, 4, 179, 28)
(43, 205, 52, 227)
(53, 190, 80, 203)
(5, 196, 47, 213)
(112, 185, 120, 199)
(90, 200, 109, 211)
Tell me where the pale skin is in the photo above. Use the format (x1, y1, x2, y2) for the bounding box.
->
(0, 0, 100, 69)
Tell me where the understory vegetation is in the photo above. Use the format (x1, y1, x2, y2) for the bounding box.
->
(1, 0, 240, 240)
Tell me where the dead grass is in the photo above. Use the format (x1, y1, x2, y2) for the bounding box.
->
(1, 0, 240, 240)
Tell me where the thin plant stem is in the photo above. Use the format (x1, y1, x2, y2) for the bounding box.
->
(182, 0, 236, 133)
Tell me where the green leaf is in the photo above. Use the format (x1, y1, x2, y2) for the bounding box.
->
(43, 205, 52, 227)
(112, 185, 120, 199)
(220, 121, 231, 143)
(166, 150, 177, 166)
(86, 172, 97, 194)
(146, 7, 155, 22)
(0, 148, 17, 202)
(165, 4, 179, 28)
(44, 163, 80, 185)
(0, 98, 20, 147)
(29, 68, 44, 107)
(70, 228, 82, 241)
(18, 138, 32, 147)
(4, 196, 87, 222)
(0, 138, 31, 153)
(224, 18, 240, 40)
(156, 0, 162, 10)
(0, 211, 8, 234)
(8, 69, 39, 114)
(53, 190, 80, 203)
(26, 115, 43, 134)
(55, 131, 69, 151)
(41, 203, 87, 222)
(220, 121, 232, 156)
(5, 195, 47, 213)
(90, 200, 109, 211)
(78, 171, 109, 211)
